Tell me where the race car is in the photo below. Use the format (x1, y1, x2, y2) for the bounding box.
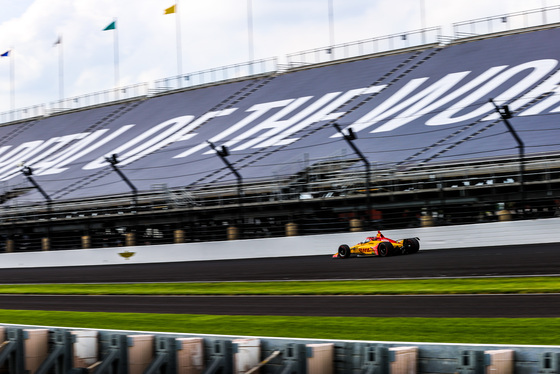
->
(333, 231, 420, 258)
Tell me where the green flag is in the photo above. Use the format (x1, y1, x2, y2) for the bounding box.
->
(103, 21, 116, 31)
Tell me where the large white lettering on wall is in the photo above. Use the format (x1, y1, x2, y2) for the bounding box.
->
(0, 58, 558, 182)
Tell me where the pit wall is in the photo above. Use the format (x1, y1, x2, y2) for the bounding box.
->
(0, 323, 558, 374)
(1, 218, 559, 269)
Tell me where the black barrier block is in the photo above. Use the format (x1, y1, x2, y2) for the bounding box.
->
(336, 342, 354, 374)
(95, 334, 129, 374)
(203, 339, 233, 374)
(35, 329, 83, 374)
(143, 336, 179, 374)
(539, 352, 560, 374)
(359, 345, 390, 374)
(456, 350, 489, 374)
(275, 343, 306, 374)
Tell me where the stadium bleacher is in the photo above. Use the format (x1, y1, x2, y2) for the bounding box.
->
(1, 19, 560, 250)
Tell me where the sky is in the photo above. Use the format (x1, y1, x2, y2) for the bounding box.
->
(0, 0, 558, 113)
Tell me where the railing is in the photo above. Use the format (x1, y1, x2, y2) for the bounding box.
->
(0, 84, 149, 125)
(2, 155, 559, 216)
(151, 58, 278, 94)
(47, 83, 149, 115)
(0, 104, 45, 124)
(453, 5, 560, 38)
(286, 27, 442, 67)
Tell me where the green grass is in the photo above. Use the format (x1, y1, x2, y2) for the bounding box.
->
(2, 277, 559, 345)
(0, 277, 559, 295)
(0, 310, 559, 345)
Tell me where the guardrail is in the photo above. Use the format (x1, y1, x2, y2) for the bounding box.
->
(47, 83, 149, 115)
(151, 58, 278, 94)
(286, 27, 442, 67)
(453, 5, 560, 38)
(0, 104, 45, 124)
(0, 84, 149, 125)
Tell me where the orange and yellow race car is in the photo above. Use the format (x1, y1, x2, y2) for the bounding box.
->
(333, 231, 420, 259)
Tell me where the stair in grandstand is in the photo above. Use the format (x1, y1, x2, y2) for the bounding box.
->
(398, 65, 560, 167)
(198, 46, 446, 187)
(273, 152, 360, 180)
(1, 100, 144, 150)
(151, 183, 199, 208)
(46, 101, 145, 200)
(0, 181, 33, 205)
(39, 101, 145, 200)
(0, 120, 40, 146)
(276, 154, 362, 197)
(395, 121, 492, 168)
(50, 168, 114, 201)
(82, 100, 146, 134)
(51, 72, 280, 201)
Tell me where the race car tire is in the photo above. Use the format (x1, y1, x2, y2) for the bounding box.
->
(377, 242, 393, 257)
(402, 238, 420, 254)
(338, 244, 351, 259)
(396, 244, 407, 255)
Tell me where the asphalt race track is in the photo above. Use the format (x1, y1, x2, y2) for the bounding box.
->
(0, 294, 559, 317)
(0, 243, 559, 317)
(2, 243, 560, 283)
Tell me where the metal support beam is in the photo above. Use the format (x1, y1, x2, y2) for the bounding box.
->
(22, 166, 52, 210)
(21, 166, 52, 248)
(0, 328, 26, 374)
(333, 123, 372, 227)
(245, 350, 281, 374)
(202, 340, 233, 374)
(95, 334, 129, 374)
(36, 330, 84, 374)
(105, 154, 138, 207)
(207, 141, 244, 228)
(489, 99, 525, 213)
(277, 343, 306, 374)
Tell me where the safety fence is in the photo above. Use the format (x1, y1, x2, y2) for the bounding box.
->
(0, 324, 558, 374)
(0, 153, 559, 252)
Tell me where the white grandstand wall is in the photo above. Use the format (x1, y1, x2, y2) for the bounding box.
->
(0, 218, 558, 269)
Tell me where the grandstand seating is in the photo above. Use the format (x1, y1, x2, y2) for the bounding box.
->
(1, 24, 560, 250)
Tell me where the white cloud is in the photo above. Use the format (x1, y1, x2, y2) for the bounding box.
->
(0, 0, 558, 112)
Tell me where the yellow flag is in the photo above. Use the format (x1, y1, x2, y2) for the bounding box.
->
(164, 4, 176, 14)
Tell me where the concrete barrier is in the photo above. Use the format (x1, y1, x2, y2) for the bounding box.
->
(0, 324, 558, 374)
(0, 218, 559, 269)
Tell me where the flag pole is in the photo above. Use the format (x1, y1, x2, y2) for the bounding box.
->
(58, 36, 64, 101)
(114, 18, 120, 89)
(176, 1, 182, 80)
(247, 0, 254, 72)
(420, 0, 426, 44)
(328, 0, 334, 60)
(10, 47, 15, 113)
